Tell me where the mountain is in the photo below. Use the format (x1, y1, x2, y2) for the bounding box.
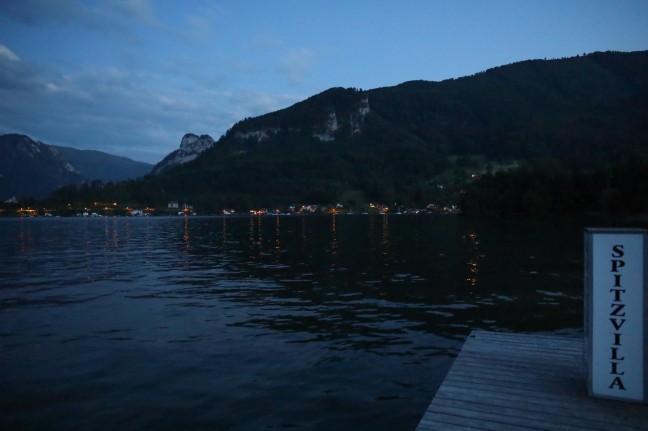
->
(151, 133, 215, 174)
(48, 51, 648, 213)
(0, 134, 85, 200)
(51, 145, 152, 183)
(0, 134, 153, 200)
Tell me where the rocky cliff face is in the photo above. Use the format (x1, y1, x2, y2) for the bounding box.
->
(151, 133, 215, 174)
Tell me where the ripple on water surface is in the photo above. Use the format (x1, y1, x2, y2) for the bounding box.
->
(0, 215, 587, 430)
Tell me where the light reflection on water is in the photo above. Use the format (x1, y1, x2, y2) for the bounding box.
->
(0, 215, 587, 430)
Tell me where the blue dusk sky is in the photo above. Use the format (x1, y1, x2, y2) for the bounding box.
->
(1, 0, 647, 164)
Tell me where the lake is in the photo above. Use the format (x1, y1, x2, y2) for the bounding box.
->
(0, 214, 600, 430)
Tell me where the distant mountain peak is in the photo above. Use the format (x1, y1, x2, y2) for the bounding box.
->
(179, 133, 214, 152)
(0, 134, 84, 199)
(151, 133, 215, 174)
(0, 133, 153, 199)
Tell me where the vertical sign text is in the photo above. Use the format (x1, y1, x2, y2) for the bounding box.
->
(590, 232, 645, 401)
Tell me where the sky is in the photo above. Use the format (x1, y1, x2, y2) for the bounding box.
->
(1, 1, 647, 164)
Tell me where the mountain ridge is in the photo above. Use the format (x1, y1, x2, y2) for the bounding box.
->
(0, 134, 153, 200)
(51, 145, 152, 183)
(179, 51, 648, 209)
(40, 50, 648, 214)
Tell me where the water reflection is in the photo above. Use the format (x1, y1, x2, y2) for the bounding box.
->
(381, 214, 390, 256)
(249, 214, 263, 246)
(462, 231, 484, 292)
(182, 215, 190, 253)
(166, 217, 581, 340)
(274, 215, 281, 259)
(330, 214, 338, 265)
(18, 218, 31, 253)
(221, 215, 227, 246)
(380, 215, 390, 296)
(300, 215, 307, 252)
(103, 217, 111, 249)
(1, 216, 587, 345)
(0, 215, 591, 431)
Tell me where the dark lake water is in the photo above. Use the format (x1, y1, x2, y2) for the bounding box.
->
(0, 214, 598, 430)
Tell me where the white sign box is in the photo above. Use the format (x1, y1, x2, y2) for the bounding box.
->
(585, 228, 647, 403)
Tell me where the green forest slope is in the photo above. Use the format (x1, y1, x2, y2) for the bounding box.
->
(50, 51, 648, 214)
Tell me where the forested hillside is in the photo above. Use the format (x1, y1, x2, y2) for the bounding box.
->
(49, 51, 648, 214)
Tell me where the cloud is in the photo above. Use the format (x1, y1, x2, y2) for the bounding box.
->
(0, 40, 302, 163)
(0, 46, 185, 161)
(183, 13, 216, 43)
(278, 49, 316, 85)
(0, 0, 130, 38)
(110, 0, 159, 27)
(226, 90, 302, 121)
(0, 46, 51, 91)
(0, 0, 170, 44)
(0, 3, 309, 163)
(249, 33, 284, 50)
(109, 0, 212, 44)
(0, 0, 86, 25)
(0, 44, 20, 61)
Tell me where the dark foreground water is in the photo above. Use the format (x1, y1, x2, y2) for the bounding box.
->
(1, 215, 593, 430)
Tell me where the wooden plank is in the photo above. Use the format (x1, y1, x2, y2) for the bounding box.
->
(437, 380, 585, 405)
(418, 408, 542, 431)
(436, 379, 648, 419)
(442, 368, 585, 394)
(471, 329, 581, 343)
(426, 399, 596, 431)
(430, 397, 643, 431)
(435, 386, 648, 429)
(458, 341, 581, 357)
(459, 344, 582, 359)
(447, 360, 581, 381)
(416, 417, 485, 431)
(463, 332, 579, 344)
(415, 330, 648, 431)
(421, 404, 588, 431)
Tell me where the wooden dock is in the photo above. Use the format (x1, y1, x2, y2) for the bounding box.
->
(416, 330, 648, 431)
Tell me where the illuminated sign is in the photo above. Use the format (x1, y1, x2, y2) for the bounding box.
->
(585, 228, 647, 403)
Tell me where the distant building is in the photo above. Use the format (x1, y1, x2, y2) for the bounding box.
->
(168, 201, 179, 209)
